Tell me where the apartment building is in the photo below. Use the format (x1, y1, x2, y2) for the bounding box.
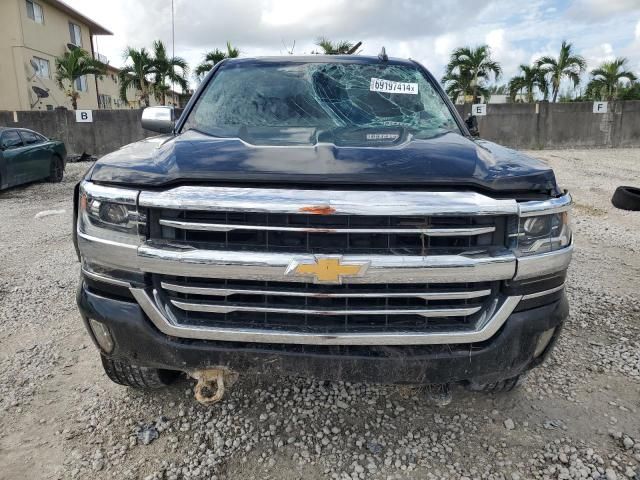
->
(97, 65, 187, 110)
(0, 0, 112, 111)
(96, 65, 129, 110)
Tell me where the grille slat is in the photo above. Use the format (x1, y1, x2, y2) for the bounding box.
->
(170, 300, 481, 318)
(160, 281, 492, 300)
(159, 219, 496, 236)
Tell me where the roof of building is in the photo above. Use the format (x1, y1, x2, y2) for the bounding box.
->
(44, 0, 113, 35)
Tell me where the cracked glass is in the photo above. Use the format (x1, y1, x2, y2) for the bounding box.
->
(183, 61, 461, 145)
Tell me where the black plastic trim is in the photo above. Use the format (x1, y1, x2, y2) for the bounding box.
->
(77, 283, 568, 385)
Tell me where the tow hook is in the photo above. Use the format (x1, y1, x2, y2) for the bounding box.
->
(426, 383, 452, 407)
(191, 368, 238, 405)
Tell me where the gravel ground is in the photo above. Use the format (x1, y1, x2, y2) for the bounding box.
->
(0, 149, 639, 480)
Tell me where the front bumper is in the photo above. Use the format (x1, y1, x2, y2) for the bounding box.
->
(78, 281, 568, 385)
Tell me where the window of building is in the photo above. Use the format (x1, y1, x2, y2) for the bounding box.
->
(26, 1, 44, 24)
(69, 22, 82, 46)
(33, 57, 50, 78)
(98, 94, 112, 109)
(75, 76, 88, 92)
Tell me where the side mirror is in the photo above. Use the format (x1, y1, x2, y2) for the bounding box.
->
(141, 106, 175, 134)
(465, 115, 479, 138)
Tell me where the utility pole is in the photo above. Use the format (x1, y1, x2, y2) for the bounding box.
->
(171, 0, 175, 106)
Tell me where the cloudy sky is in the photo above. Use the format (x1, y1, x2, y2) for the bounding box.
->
(66, 0, 640, 92)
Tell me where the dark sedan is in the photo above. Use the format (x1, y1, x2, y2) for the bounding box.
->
(0, 127, 66, 190)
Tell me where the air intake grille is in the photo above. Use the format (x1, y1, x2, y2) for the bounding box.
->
(154, 276, 498, 334)
(150, 210, 507, 255)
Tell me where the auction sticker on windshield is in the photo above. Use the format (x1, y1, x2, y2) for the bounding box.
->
(370, 78, 418, 94)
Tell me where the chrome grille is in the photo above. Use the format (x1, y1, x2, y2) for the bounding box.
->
(151, 210, 507, 255)
(154, 276, 498, 334)
(79, 184, 573, 345)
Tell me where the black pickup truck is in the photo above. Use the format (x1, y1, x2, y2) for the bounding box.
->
(74, 56, 572, 402)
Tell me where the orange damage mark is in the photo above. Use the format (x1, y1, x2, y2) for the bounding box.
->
(300, 205, 336, 215)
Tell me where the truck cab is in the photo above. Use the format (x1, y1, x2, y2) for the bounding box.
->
(74, 56, 572, 399)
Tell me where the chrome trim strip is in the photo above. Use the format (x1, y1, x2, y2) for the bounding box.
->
(80, 180, 138, 205)
(160, 281, 492, 300)
(518, 193, 572, 217)
(137, 246, 517, 284)
(158, 219, 496, 236)
(170, 299, 482, 318)
(521, 284, 565, 300)
(131, 288, 522, 345)
(78, 233, 568, 285)
(77, 231, 139, 269)
(514, 241, 574, 280)
(81, 268, 132, 288)
(140, 187, 519, 216)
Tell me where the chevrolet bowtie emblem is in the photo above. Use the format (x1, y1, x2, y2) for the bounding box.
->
(285, 256, 370, 284)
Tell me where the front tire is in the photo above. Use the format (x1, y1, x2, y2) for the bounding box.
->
(48, 156, 64, 183)
(100, 355, 179, 389)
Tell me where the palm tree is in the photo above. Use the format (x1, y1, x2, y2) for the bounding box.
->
(508, 64, 548, 102)
(536, 40, 586, 102)
(119, 47, 156, 107)
(488, 84, 508, 95)
(441, 72, 466, 103)
(585, 57, 637, 101)
(151, 40, 188, 105)
(618, 81, 640, 100)
(441, 70, 492, 104)
(195, 42, 239, 79)
(314, 37, 362, 55)
(55, 45, 106, 110)
(442, 45, 501, 104)
(441, 71, 470, 103)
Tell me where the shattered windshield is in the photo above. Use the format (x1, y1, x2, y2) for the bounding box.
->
(182, 61, 461, 144)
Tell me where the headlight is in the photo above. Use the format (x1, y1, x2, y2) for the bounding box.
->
(78, 182, 143, 245)
(514, 211, 571, 256)
(98, 202, 130, 225)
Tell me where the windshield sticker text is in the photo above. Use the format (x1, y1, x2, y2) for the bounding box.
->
(370, 78, 418, 95)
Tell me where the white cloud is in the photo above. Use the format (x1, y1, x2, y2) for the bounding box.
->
(568, 0, 640, 20)
(486, 29, 505, 52)
(261, 0, 343, 27)
(434, 34, 458, 60)
(485, 28, 527, 80)
(395, 41, 413, 59)
(583, 42, 616, 71)
(63, 0, 640, 89)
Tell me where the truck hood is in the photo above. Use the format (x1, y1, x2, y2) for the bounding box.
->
(89, 129, 559, 194)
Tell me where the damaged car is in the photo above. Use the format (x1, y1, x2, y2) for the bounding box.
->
(74, 55, 572, 402)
